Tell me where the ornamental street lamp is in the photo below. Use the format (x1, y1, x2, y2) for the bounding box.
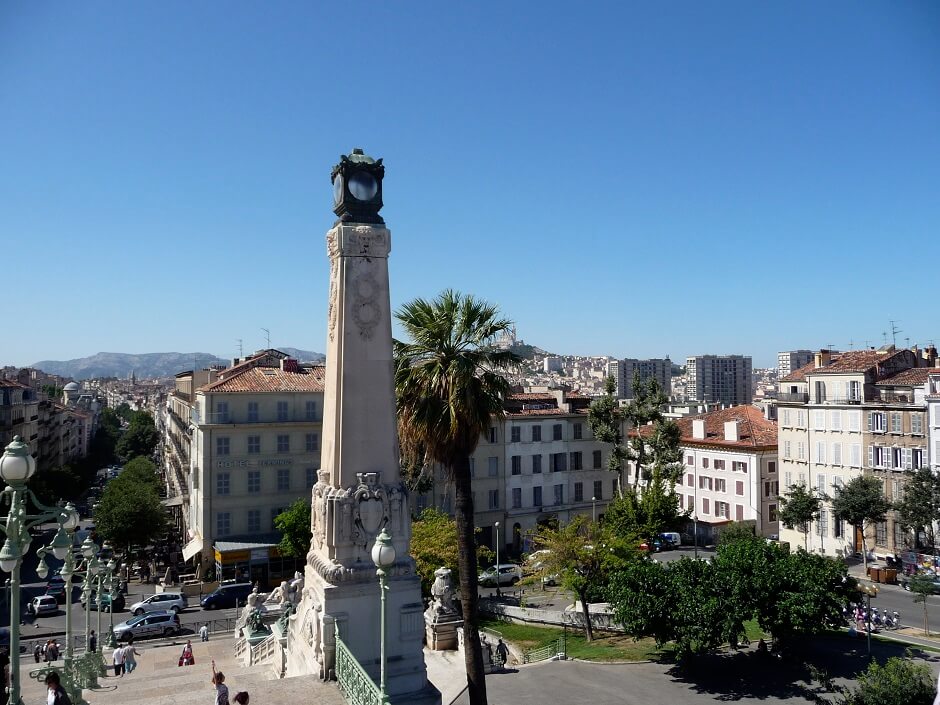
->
(371, 529, 395, 705)
(858, 582, 879, 656)
(0, 436, 77, 705)
(592, 496, 597, 523)
(494, 522, 501, 598)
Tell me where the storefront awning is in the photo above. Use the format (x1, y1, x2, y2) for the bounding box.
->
(161, 496, 184, 507)
(182, 536, 204, 562)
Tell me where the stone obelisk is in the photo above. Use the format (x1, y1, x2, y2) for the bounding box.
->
(286, 149, 439, 705)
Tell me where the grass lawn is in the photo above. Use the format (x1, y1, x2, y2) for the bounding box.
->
(479, 618, 662, 661)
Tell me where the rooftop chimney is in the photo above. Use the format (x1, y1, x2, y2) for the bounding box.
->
(724, 420, 742, 442)
(814, 349, 833, 369)
(692, 419, 706, 440)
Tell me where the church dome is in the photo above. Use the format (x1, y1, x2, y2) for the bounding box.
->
(63, 382, 80, 391)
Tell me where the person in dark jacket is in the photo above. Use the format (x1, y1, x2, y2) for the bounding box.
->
(45, 671, 72, 705)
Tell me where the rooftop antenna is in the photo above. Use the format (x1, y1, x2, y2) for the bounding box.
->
(237, 339, 244, 358)
(847, 339, 855, 350)
(889, 320, 901, 347)
(905, 337, 911, 349)
(864, 340, 872, 349)
(882, 331, 888, 346)
(262, 328, 271, 349)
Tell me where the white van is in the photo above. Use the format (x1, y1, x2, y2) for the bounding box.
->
(659, 532, 681, 549)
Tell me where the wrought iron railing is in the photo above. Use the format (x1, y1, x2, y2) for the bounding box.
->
(335, 626, 382, 705)
(523, 635, 566, 664)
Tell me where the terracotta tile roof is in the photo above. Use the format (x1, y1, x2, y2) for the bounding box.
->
(809, 349, 908, 375)
(874, 367, 932, 387)
(199, 366, 325, 393)
(0, 379, 29, 389)
(633, 405, 777, 450)
(780, 360, 819, 383)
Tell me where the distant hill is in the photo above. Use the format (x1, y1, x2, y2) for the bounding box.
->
(32, 347, 324, 381)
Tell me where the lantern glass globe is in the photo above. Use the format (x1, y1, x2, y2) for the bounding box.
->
(0, 436, 36, 485)
(371, 529, 396, 569)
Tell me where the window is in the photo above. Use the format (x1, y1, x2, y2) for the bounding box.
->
(532, 455, 542, 474)
(306, 467, 316, 489)
(593, 450, 602, 469)
(893, 520, 905, 549)
(277, 468, 290, 491)
(783, 441, 791, 459)
(216, 472, 230, 496)
(768, 504, 778, 522)
(552, 424, 563, 441)
(781, 409, 791, 426)
(714, 459, 725, 471)
(850, 443, 862, 467)
(715, 478, 726, 493)
(679, 494, 684, 508)
(570, 451, 583, 470)
(511, 426, 521, 443)
(913, 448, 925, 468)
(488, 489, 499, 509)
(277, 401, 289, 422)
(686, 455, 694, 466)
(686, 473, 693, 486)
(768, 461, 776, 474)
(912, 413, 924, 435)
(817, 510, 828, 536)
(830, 410, 842, 431)
(247, 510, 260, 533)
(488, 427, 497, 443)
(594, 480, 603, 500)
(574, 482, 584, 502)
(796, 410, 806, 428)
(702, 457, 710, 469)
(533, 486, 543, 507)
(247, 471, 260, 493)
(715, 501, 729, 518)
(216, 402, 229, 423)
(848, 410, 861, 431)
(551, 453, 567, 472)
(784, 471, 792, 489)
(813, 411, 825, 430)
(306, 433, 319, 453)
(512, 487, 522, 509)
(814, 442, 826, 464)
(735, 480, 744, 496)
(247, 435, 260, 454)
(531, 425, 542, 442)
(553, 484, 564, 505)
(765, 480, 779, 497)
(868, 412, 886, 433)
(305, 400, 318, 421)
(834, 516, 843, 538)
(216, 512, 231, 537)
(488, 457, 498, 476)
(277, 435, 290, 453)
(702, 497, 710, 515)
(736, 504, 744, 521)
(573, 423, 583, 440)
(247, 402, 259, 422)
(699, 476, 712, 490)
(890, 412, 902, 434)
(797, 442, 805, 461)
(216, 437, 230, 456)
(511, 456, 521, 475)
(612, 479, 618, 496)
(849, 380, 861, 402)
(687, 494, 694, 509)
(876, 521, 887, 545)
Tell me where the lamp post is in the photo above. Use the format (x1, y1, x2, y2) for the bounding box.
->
(858, 582, 879, 656)
(371, 529, 396, 705)
(494, 522, 501, 598)
(0, 436, 76, 705)
(591, 496, 597, 523)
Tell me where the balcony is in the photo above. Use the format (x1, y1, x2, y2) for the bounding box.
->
(777, 392, 808, 403)
(810, 397, 863, 405)
(872, 391, 917, 406)
(201, 412, 322, 425)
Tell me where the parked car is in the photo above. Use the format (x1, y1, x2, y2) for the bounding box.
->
(82, 591, 126, 612)
(113, 611, 181, 641)
(478, 564, 523, 587)
(45, 582, 68, 604)
(201, 582, 254, 610)
(659, 532, 681, 549)
(900, 573, 940, 594)
(525, 550, 559, 587)
(129, 592, 187, 616)
(28, 596, 59, 617)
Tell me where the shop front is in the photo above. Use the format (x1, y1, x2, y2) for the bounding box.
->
(213, 541, 303, 589)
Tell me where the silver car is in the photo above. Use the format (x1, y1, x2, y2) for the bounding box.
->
(129, 592, 187, 616)
(113, 610, 181, 641)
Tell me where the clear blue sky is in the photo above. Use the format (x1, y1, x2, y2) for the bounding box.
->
(2, 1, 937, 368)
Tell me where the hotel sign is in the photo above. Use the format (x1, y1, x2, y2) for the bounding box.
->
(215, 458, 293, 468)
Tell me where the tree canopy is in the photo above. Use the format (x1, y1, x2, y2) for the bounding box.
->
(839, 657, 935, 705)
(94, 476, 167, 550)
(587, 377, 628, 484)
(115, 411, 159, 463)
(274, 499, 312, 559)
(893, 467, 939, 550)
(602, 474, 688, 545)
(778, 482, 821, 551)
(831, 475, 891, 573)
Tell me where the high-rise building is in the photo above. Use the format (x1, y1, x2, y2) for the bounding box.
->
(685, 355, 753, 407)
(777, 350, 815, 379)
(606, 358, 671, 399)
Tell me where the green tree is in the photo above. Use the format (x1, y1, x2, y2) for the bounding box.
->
(95, 480, 167, 551)
(114, 403, 133, 422)
(839, 656, 935, 705)
(778, 482, 821, 551)
(115, 411, 159, 463)
(623, 372, 670, 484)
(716, 521, 756, 546)
(909, 574, 935, 636)
(894, 467, 939, 550)
(409, 507, 493, 595)
(532, 515, 633, 642)
(394, 289, 519, 705)
(587, 377, 627, 491)
(117, 456, 161, 489)
(831, 475, 891, 575)
(29, 465, 84, 505)
(602, 474, 688, 546)
(274, 499, 312, 559)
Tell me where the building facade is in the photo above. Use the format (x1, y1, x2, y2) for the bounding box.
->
(777, 350, 815, 380)
(686, 355, 753, 407)
(607, 358, 671, 399)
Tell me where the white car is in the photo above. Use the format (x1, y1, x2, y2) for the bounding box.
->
(29, 596, 58, 617)
(478, 564, 523, 587)
(129, 592, 187, 616)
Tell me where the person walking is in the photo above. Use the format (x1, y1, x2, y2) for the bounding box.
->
(211, 660, 229, 705)
(123, 638, 141, 674)
(44, 672, 73, 705)
(112, 643, 126, 677)
(88, 630, 97, 653)
(199, 624, 209, 642)
(495, 638, 509, 668)
(33, 643, 41, 663)
(179, 640, 195, 667)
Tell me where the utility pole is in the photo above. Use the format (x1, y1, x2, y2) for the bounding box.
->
(889, 320, 901, 347)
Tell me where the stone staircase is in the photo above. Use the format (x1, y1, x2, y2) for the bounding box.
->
(18, 637, 345, 705)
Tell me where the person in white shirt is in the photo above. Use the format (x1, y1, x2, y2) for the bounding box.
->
(112, 644, 125, 677)
(200, 624, 209, 642)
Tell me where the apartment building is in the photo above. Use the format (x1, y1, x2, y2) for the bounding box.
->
(777, 347, 928, 558)
(686, 355, 753, 407)
(777, 350, 815, 380)
(182, 350, 325, 570)
(421, 389, 615, 556)
(929, 370, 940, 476)
(0, 379, 39, 448)
(606, 358, 672, 399)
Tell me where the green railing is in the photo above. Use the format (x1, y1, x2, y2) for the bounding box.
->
(335, 625, 383, 705)
(523, 634, 566, 664)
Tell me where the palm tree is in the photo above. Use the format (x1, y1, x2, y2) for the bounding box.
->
(394, 290, 518, 705)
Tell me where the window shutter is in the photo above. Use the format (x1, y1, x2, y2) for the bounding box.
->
(868, 445, 873, 468)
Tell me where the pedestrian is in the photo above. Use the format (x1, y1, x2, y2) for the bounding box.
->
(123, 637, 141, 674)
(44, 671, 72, 705)
(200, 623, 209, 642)
(88, 630, 97, 653)
(495, 638, 509, 668)
(179, 640, 195, 667)
(112, 643, 126, 677)
(233, 692, 249, 705)
(211, 660, 229, 705)
(33, 643, 41, 664)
